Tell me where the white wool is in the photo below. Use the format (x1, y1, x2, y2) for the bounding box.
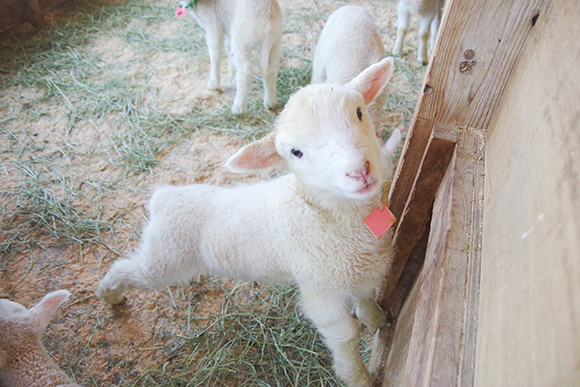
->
(311, 5, 387, 131)
(97, 58, 399, 387)
(393, 0, 445, 64)
(0, 290, 79, 387)
(179, 0, 282, 114)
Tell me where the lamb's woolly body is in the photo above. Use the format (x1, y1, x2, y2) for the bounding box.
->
(184, 0, 282, 113)
(0, 348, 78, 387)
(138, 174, 390, 292)
(311, 5, 386, 130)
(0, 290, 79, 387)
(393, 0, 445, 64)
(97, 58, 398, 387)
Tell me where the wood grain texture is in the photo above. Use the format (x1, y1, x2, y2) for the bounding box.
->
(377, 122, 456, 312)
(476, 0, 580, 385)
(376, 128, 485, 387)
(429, 129, 485, 387)
(373, 0, 550, 383)
(389, 0, 548, 246)
(369, 224, 430, 383)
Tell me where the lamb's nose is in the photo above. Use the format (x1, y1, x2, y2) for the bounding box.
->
(347, 161, 370, 182)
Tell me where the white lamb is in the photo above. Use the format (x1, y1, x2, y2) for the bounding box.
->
(392, 0, 445, 65)
(311, 5, 387, 132)
(0, 290, 79, 387)
(97, 57, 398, 387)
(178, 0, 282, 114)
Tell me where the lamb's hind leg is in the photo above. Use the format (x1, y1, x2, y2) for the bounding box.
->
(301, 291, 372, 387)
(392, 2, 410, 57)
(231, 39, 253, 114)
(97, 240, 190, 305)
(260, 36, 280, 110)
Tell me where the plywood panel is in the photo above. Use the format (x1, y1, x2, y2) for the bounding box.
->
(476, 0, 580, 385)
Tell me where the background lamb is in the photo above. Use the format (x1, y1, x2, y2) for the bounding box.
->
(177, 0, 282, 113)
(392, 0, 445, 65)
(0, 290, 79, 387)
(311, 5, 387, 132)
(97, 57, 398, 387)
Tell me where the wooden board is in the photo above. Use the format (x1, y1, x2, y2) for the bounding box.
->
(378, 0, 548, 351)
(377, 122, 456, 311)
(389, 0, 547, 223)
(475, 0, 580, 385)
(375, 128, 485, 387)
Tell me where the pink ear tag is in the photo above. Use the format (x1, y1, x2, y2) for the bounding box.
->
(175, 6, 186, 18)
(364, 203, 396, 239)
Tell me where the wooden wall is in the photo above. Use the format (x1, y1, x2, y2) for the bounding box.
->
(372, 0, 580, 385)
(476, 0, 580, 385)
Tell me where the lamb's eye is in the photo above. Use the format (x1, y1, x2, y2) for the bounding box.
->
(356, 107, 363, 122)
(291, 149, 303, 158)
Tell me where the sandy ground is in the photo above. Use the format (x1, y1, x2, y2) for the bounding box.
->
(0, 0, 426, 384)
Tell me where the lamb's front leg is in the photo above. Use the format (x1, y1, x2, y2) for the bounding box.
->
(417, 14, 433, 65)
(392, 3, 410, 57)
(300, 291, 372, 387)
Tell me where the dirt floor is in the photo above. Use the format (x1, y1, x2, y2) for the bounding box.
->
(0, 0, 426, 385)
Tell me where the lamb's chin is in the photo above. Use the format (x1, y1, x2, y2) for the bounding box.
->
(337, 181, 381, 202)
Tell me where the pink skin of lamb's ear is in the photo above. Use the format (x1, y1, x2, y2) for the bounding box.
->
(347, 57, 394, 105)
(226, 132, 282, 173)
(28, 290, 71, 332)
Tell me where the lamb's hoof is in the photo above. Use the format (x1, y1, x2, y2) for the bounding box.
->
(355, 302, 388, 331)
(338, 368, 372, 387)
(370, 313, 388, 330)
(206, 79, 220, 91)
(263, 96, 278, 111)
(96, 281, 125, 305)
(231, 104, 246, 115)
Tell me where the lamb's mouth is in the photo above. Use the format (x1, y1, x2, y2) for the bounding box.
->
(355, 181, 377, 194)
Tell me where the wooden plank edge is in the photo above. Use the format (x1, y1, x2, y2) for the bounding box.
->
(378, 147, 458, 387)
(377, 122, 457, 312)
(457, 127, 486, 387)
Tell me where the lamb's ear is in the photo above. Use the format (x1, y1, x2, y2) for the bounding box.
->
(29, 290, 71, 332)
(226, 132, 282, 172)
(347, 57, 394, 105)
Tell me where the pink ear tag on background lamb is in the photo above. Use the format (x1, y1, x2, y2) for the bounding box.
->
(175, 6, 186, 18)
(364, 203, 396, 239)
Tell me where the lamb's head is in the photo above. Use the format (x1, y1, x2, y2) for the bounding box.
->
(226, 57, 394, 204)
(0, 290, 71, 341)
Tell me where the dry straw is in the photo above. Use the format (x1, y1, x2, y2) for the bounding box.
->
(0, 0, 421, 384)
